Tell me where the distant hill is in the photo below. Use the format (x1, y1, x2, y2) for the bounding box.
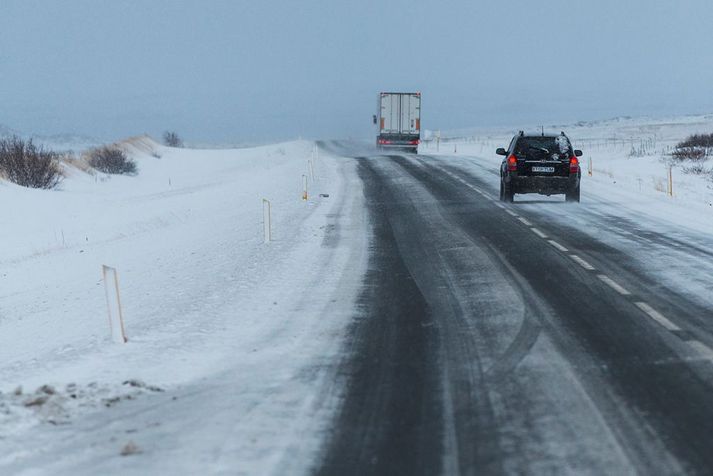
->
(0, 123, 100, 152)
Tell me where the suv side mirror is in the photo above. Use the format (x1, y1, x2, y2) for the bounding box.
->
(574, 149, 583, 157)
(372, 115, 377, 125)
(496, 147, 507, 156)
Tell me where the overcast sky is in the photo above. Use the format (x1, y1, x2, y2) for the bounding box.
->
(1, 0, 712, 143)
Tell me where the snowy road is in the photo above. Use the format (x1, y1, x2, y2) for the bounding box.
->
(3, 138, 713, 475)
(317, 150, 713, 475)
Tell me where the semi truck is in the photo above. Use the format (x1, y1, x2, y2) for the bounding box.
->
(373, 92, 421, 154)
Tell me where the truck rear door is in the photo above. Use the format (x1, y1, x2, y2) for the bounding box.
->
(400, 94, 421, 135)
(380, 94, 397, 134)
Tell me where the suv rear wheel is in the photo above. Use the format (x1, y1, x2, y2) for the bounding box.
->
(500, 179, 515, 203)
(565, 186, 580, 203)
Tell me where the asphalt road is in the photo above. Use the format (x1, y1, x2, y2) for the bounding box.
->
(317, 151, 713, 476)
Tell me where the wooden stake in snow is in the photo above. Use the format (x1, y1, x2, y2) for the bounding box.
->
(102, 265, 128, 343)
(668, 166, 673, 197)
(302, 174, 308, 201)
(588, 157, 593, 176)
(262, 198, 272, 243)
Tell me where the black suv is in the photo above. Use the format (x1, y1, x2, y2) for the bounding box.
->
(497, 131, 582, 203)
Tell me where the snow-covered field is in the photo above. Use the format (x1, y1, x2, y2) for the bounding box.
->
(0, 138, 368, 474)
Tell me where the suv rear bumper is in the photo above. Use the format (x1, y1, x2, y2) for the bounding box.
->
(510, 175, 579, 194)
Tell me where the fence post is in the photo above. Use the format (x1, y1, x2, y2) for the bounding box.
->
(262, 199, 272, 243)
(102, 265, 128, 344)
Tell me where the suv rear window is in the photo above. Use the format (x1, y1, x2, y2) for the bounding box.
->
(515, 136, 572, 157)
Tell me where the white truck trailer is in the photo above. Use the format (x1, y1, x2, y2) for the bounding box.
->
(373, 92, 421, 154)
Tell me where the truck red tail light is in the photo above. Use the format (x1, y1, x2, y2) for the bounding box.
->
(570, 156, 579, 173)
(409, 140, 420, 145)
(507, 155, 518, 172)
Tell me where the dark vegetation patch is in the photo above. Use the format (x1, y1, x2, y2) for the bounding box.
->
(0, 136, 63, 189)
(88, 147, 137, 175)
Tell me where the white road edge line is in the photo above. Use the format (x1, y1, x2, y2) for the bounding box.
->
(548, 240, 569, 252)
(505, 209, 518, 217)
(517, 217, 533, 226)
(597, 274, 631, 296)
(634, 302, 681, 331)
(531, 227, 548, 239)
(570, 254, 595, 271)
(689, 340, 713, 360)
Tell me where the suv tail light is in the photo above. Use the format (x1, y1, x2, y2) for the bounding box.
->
(569, 156, 579, 173)
(507, 155, 518, 172)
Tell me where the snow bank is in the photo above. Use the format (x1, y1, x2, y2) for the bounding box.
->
(0, 138, 367, 474)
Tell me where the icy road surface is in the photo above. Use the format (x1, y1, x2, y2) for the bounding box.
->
(316, 146, 713, 475)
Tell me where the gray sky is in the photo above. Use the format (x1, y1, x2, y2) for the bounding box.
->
(1, 0, 712, 143)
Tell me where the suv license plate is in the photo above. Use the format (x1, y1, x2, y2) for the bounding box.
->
(532, 166, 555, 173)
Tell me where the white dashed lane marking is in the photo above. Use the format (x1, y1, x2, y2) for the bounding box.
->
(531, 228, 548, 239)
(689, 341, 713, 360)
(548, 240, 569, 252)
(570, 254, 596, 271)
(477, 187, 713, 364)
(635, 302, 681, 331)
(597, 274, 631, 296)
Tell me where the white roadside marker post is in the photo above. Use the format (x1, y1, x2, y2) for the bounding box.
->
(102, 265, 128, 344)
(262, 198, 272, 243)
(668, 166, 673, 197)
(308, 159, 315, 181)
(302, 174, 308, 201)
(588, 157, 593, 176)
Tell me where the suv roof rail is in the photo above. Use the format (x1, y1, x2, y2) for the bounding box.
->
(518, 130, 524, 136)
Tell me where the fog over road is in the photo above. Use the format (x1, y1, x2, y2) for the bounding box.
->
(317, 147, 713, 475)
